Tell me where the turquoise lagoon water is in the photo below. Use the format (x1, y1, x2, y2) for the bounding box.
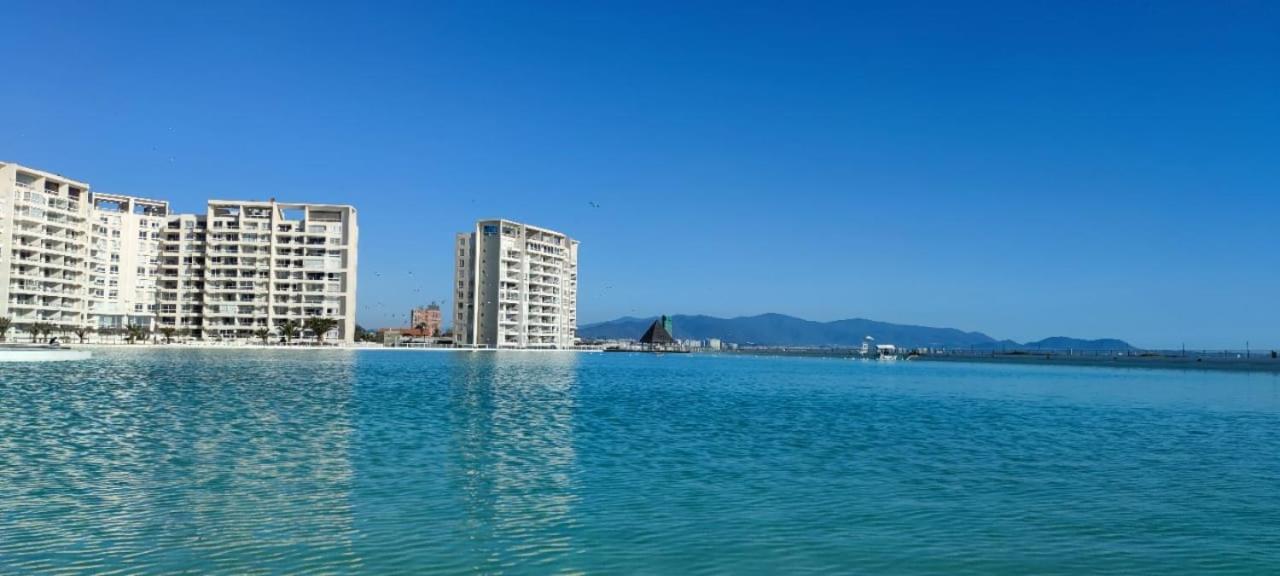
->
(1, 349, 1279, 574)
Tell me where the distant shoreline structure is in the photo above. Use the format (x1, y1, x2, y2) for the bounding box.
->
(718, 346, 1280, 373)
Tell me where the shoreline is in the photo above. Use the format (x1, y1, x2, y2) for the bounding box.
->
(42, 343, 1279, 371)
(73, 343, 599, 353)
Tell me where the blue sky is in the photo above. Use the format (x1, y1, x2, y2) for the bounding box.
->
(2, 1, 1278, 348)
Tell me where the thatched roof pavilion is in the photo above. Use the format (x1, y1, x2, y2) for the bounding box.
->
(639, 317, 675, 345)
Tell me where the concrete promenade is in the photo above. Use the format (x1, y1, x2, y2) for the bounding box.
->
(914, 350, 1280, 373)
(723, 347, 1280, 373)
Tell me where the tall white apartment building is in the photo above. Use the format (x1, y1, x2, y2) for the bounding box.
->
(157, 200, 359, 343)
(1, 161, 359, 344)
(0, 162, 91, 334)
(88, 194, 168, 331)
(155, 212, 207, 336)
(453, 219, 578, 349)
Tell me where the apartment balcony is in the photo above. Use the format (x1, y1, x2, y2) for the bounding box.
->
(7, 312, 83, 326)
(12, 212, 84, 232)
(11, 256, 82, 274)
(9, 273, 81, 289)
(12, 242, 87, 259)
(12, 225, 85, 245)
(202, 311, 267, 320)
(7, 299, 83, 313)
(528, 278, 561, 289)
(15, 192, 83, 216)
(9, 283, 79, 297)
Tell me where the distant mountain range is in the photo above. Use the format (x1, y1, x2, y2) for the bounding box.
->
(578, 313, 1134, 350)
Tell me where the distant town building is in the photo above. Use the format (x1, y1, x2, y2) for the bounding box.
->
(704, 338, 722, 350)
(379, 326, 448, 346)
(453, 219, 579, 349)
(410, 303, 442, 336)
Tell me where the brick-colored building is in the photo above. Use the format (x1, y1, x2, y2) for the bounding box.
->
(410, 303, 442, 336)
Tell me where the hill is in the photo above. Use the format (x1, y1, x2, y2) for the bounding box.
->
(578, 313, 1134, 350)
(580, 313, 998, 348)
(1023, 337, 1134, 351)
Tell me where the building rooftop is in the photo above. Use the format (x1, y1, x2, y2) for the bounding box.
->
(0, 161, 91, 188)
(207, 198, 357, 211)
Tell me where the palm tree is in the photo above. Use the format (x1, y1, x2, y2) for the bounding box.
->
(73, 326, 92, 344)
(279, 320, 300, 345)
(29, 322, 52, 343)
(0, 317, 10, 343)
(254, 327, 271, 345)
(39, 323, 58, 343)
(354, 325, 371, 342)
(159, 327, 176, 344)
(125, 323, 147, 345)
(304, 317, 339, 346)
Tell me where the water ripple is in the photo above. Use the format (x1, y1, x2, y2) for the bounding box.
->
(1, 350, 1278, 573)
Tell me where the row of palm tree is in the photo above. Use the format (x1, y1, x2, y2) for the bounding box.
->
(28, 322, 55, 343)
(152, 318, 339, 346)
(0, 318, 81, 344)
(0, 316, 343, 345)
(273, 317, 340, 346)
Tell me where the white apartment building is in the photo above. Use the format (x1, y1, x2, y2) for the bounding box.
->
(155, 212, 207, 336)
(88, 193, 168, 331)
(1, 162, 359, 344)
(0, 163, 91, 335)
(454, 219, 578, 349)
(157, 200, 359, 343)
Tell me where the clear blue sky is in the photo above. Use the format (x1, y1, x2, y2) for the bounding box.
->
(3, 1, 1277, 348)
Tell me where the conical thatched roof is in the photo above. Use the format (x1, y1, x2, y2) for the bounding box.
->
(639, 319, 675, 345)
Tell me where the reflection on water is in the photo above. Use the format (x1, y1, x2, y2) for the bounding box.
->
(344, 351, 580, 573)
(0, 349, 360, 573)
(447, 353, 580, 570)
(3, 349, 1280, 574)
